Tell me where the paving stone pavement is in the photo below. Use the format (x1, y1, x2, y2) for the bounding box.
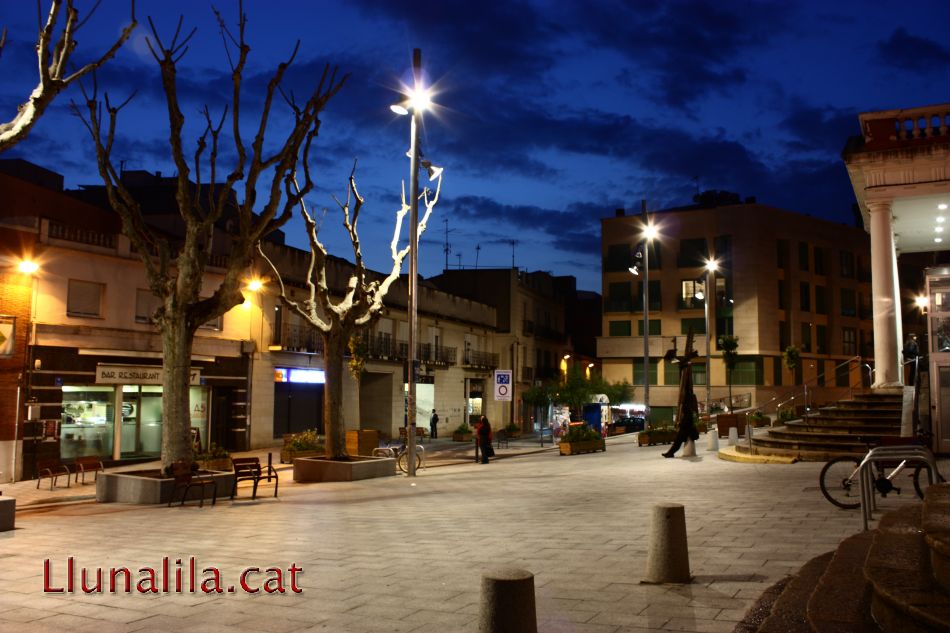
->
(0, 434, 922, 632)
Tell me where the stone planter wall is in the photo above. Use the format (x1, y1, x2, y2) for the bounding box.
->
(638, 430, 677, 446)
(280, 448, 324, 464)
(452, 432, 474, 442)
(559, 439, 606, 455)
(96, 470, 235, 504)
(293, 455, 396, 483)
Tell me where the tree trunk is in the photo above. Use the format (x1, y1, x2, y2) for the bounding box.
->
(161, 316, 196, 471)
(322, 329, 349, 459)
(727, 371, 733, 412)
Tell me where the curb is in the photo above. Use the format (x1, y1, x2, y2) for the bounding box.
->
(717, 444, 798, 464)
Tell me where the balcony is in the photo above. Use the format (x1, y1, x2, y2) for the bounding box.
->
(463, 349, 499, 369)
(276, 322, 324, 354)
(417, 343, 457, 367)
(48, 221, 117, 249)
(521, 366, 534, 382)
(535, 324, 566, 342)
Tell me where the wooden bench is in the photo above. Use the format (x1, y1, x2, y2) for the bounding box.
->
(168, 460, 216, 507)
(74, 456, 104, 484)
(230, 456, 279, 500)
(36, 458, 70, 490)
(398, 427, 429, 443)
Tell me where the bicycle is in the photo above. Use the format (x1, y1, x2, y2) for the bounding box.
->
(819, 436, 945, 509)
(373, 441, 423, 474)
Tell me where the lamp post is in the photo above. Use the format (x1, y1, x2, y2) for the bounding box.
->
(391, 48, 429, 477)
(631, 221, 658, 418)
(703, 259, 719, 420)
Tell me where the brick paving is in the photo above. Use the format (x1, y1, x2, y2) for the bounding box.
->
(0, 434, 922, 632)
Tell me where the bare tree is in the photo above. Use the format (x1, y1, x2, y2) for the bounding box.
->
(260, 163, 442, 459)
(73, 6, 346, 469)
(0, 0, 136, 150)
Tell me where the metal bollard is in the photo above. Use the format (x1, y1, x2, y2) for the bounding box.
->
(681, 437, 696, 457)
(642, 503, 691, 584)
(706, 429, 719, 451)
(266, 452, 273, 482)
(479, 567, 537, 633)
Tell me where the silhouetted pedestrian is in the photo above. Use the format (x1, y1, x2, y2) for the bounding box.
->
(476, 416, 493, 464)
(663, 393, 700, 458)
(430, 409, 439, 439)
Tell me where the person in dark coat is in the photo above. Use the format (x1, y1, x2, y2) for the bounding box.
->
(476, 416, 493, 464)
(663, 393, 700, 458)
(903, 334, 919, 384)
(429, 409, 439, 439)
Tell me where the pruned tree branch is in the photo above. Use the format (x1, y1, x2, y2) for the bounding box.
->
(0, 0, 137, 150)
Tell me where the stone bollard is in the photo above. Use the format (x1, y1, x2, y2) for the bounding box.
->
(479, 567, 537, 633)
(681, 438, 696, 457)
(727, 427, 739, 446)
(706, 429, 720, 451)
(642, 503, 691, 584)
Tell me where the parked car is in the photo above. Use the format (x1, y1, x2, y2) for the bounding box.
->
(609, 416, 645, 434)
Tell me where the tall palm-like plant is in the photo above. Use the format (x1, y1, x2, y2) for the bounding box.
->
(719, 335, 739, 410)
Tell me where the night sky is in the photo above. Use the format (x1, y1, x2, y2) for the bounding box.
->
(2, 1, 949, 291)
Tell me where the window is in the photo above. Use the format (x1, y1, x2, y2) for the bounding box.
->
(779, 321, 790, 350)
(605, 244, 631, 272)
(777, 281, 787, 310)
(716, 316, 734, 340)
(840, 250, 855, 278)
(777, 240, 789, 269)
(799, 282, 811, 312)
(198, 297, 223, 331)
(632, 358, 657, 385)
(634, 280, 661, 311)
(691, 363, 707, 386)
(67, 279, 104, 318)
(732, 357, 763, 385)
(677, 238, 709, 268)
(835, 362, 850, 387)
(815, 286, 827, 315)
(681, 317, 706, 335)
(637, 319, 661, 335)
(773, 357, 783, 386)
(645, 240, 662, 270)
(608, 320, 631, 336)
(606, 282, 632, 312)
(271, 304, 283, 346)
(801, 322, 812, 352)
(799, 242, 809, 271)
(714, 234, 732, 267)
(814, 247, 826, 275)
(841, 288, 857, 317)
(135, 288, 161, 324)
(842, 327, 857, 355)
(679, 279, 705, 310)
(664, 360, 681, 385)
(816, 324, 828, 354)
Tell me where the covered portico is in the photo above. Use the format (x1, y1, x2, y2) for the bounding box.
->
(844, 104, 950, 386)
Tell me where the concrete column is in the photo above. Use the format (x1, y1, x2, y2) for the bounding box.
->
(892, 245, 904, 384)
(868, 201, 901, 386)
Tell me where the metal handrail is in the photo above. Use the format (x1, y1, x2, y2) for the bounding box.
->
(757, 355, 863, 416)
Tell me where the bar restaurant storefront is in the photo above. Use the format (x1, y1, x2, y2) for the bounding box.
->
(23, 332, 249, 479)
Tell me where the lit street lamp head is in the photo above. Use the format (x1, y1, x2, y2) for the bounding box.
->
(18, 259, 39, 274)
(705, 259, 719, 273)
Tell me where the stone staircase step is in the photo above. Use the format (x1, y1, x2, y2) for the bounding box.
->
(778, 425, 900, 438)
(806, 531, 879, 632)
(865, 506, 950, 632)
(732, 576, 792, 633)
(756, 551, 835, 633)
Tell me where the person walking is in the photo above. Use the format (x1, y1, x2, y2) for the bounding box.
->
(663, 393, 700, 458)
(429, 409, 439, 439)
(903, 333, 920, 384)
(476, 415, 494, 464)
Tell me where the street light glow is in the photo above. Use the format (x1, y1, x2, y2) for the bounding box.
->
(18, 259, 39, 274)
(247, 279, 264, 292)
(915, 295, 930, 310)
(408, 87, 432, 112)
(643, 224, 658, 240)
(705, 259, 719, 273)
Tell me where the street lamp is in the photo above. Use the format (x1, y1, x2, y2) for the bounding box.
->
(391, 48, 431, 477)
(703, 258, 719, 419)
(632, 221, 658, 418)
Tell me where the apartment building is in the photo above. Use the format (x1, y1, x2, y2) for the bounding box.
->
(598, 200, 874, 422)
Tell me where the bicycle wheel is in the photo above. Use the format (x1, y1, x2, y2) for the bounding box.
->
(912, 463, 947, 499)
(819, 456, 862, 509)
(396, 451, 422, 474)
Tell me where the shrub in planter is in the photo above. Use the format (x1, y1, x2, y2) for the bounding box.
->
(559, 424, 606, 455)
(748, 410, 770, 427)
(195, 442, 231, 471)
(638, 425, 677, 446)
(452, 423, 474, 442)
(505, 422, 522, 438)
(281, 429, 326, 463)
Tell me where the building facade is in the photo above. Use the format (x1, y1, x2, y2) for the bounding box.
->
(598, 202, 875, 422)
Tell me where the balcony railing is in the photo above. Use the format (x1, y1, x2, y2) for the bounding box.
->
(604, 297, 633, 313)
(463, 349, 499, 369)
(278, 322, 323, 354)
(418, 343, 457, 367)
(48, 221, 117, 249)
(535, 324, 565, 342)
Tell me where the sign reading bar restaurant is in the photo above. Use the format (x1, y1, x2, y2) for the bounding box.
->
(96, 364, 201, 386)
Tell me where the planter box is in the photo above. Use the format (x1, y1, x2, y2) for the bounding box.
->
(293, 455, 396, 483)
(198, 458, 232, 471)
(559, 439, 606, 455)
(715, 413, 747, 438)
(96, 470, 234, 504)
(280, 448, 324, 464)
(346, 429, 380, 456)
(638, 430, 676, 446)
(0, 497, 14, 532)
(452, 432, 474, 442)
(506, 430, 523, 439)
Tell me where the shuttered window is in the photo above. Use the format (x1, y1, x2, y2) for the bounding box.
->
(67, 280, 103, 317)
